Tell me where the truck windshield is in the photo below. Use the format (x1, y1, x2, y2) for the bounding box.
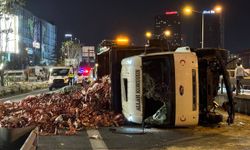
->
(51, 69, 69, 76)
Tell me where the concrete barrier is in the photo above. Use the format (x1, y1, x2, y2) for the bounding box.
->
(234, 95, 250, 115)
(215, 94, 250, 115)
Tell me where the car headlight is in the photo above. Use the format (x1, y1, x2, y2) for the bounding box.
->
(48, 78, 53, 84)
(64, 77, 69, 83)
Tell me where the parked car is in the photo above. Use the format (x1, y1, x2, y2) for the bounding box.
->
(26, 66, 46, 81)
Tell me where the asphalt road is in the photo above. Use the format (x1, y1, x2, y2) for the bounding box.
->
(38, 114, 250, 150)
(0, 88, 49, 102)
(1, 88, 250, 149)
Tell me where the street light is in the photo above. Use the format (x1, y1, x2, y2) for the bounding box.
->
(214, 5, 222, 13)
(115, 36, 130, 46)
(183, 6, 193, 15)
(145, 31, 152, 39)
(183, 5, 222, 48)
(164, 30, 171, 50)
(144, 31, 152, 53)
(164, 30, 171, 37)
(145, 31, 152, 46)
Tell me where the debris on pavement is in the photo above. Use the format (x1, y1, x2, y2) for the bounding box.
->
(0, 76, 125, 135)
(89, 134, 101, 139)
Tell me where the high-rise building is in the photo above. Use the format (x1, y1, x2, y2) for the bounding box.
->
(0, 5, 57, 69)
(154, 11, 181, 50)
(204, 13, 223, 48)
(192, 12, 223, 49)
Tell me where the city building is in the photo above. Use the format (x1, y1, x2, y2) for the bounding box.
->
(0, 5, 57, 69)
(204, 13, 223, 48)
(192, 12, 223, 48)
(81, 46, 95, 67)
(154, 11, 181, 50)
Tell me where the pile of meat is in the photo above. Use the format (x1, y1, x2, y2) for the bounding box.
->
(0, 76, 124, 135)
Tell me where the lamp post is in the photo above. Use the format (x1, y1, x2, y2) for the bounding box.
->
(144, 31, 152, 53)
(164, 30, 171, 50)
(183, 5, 222, 48)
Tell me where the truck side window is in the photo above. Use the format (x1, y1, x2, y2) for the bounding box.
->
(123, 78, 128, 102)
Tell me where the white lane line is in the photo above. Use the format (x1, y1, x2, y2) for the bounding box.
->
(86, 129, 108, 150)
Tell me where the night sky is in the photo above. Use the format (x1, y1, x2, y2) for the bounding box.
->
(25, 0, 250, 52)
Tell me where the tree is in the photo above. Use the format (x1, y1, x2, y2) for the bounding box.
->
(0, 0, 26, 14)
(60, 40, 82, 67)
(0, 0, 27, 86)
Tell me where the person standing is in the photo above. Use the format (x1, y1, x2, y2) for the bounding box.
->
(235, 62, 246, 95)
(68, 65, 75, 86)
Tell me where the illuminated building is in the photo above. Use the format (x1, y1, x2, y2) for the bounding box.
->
(0, 5, 57, 69)
(154, 11, 181, 50)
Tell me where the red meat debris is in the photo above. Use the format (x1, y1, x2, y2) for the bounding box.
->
(0, 76, 125, 135)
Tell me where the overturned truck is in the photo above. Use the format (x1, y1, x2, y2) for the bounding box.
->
(120, 47, 234, 126)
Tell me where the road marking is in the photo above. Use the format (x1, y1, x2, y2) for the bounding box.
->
(87, 129, 108, 150)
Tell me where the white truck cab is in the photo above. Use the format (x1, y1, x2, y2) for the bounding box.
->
(121, 48, 199, 127)
(48, 66, 70, 90)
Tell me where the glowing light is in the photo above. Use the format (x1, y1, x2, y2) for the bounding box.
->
(116, 36, 130, 46)
(145, 32, 152, 39)
(183, 6, 193, 15)
(164, 30, 171, 37)
(65, 34, 72, 38)
(214, 5, 222, 13)
(165, 11, 178, 15)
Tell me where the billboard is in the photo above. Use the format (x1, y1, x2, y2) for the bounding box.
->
(0, 14, 19, 53)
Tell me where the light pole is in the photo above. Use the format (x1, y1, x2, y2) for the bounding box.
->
(144, 31, 152, 53)
(183, 5, 222, 48)
(164, 30, 171, 50)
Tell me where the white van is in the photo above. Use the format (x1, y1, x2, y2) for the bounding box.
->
(48, 66, 70, 90)
(27, 66, 45, 81)
(4, 70, 27, 82)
